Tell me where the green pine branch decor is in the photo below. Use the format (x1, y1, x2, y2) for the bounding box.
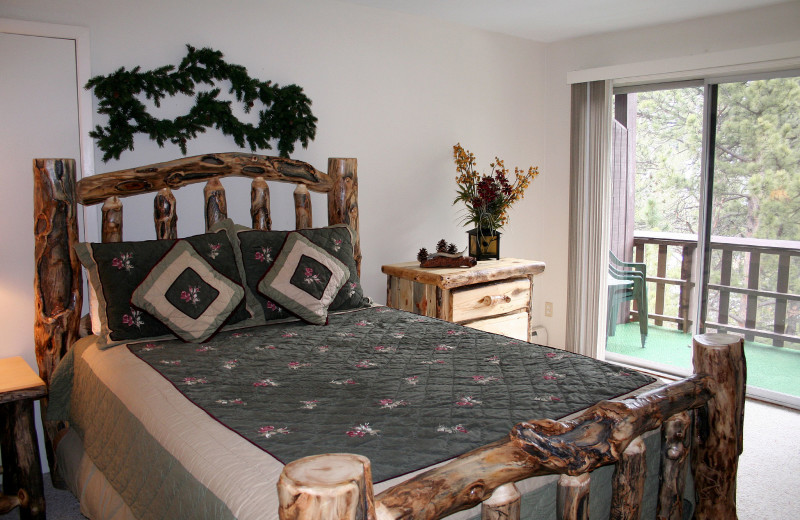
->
(86, 45, 318, 162)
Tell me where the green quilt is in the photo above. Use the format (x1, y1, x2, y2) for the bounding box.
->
(129, 306, 655, 482)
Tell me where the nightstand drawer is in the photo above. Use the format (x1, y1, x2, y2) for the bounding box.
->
(451, 278, 530, 323)
(464, 311, 530, 341)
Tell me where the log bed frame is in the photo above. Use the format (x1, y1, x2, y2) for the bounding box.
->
(31, 154, 745, 520)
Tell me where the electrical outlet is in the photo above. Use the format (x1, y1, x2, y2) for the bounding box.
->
(545, 302, 553, 317)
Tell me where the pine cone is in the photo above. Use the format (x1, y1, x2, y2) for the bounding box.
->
(447, 243, 458, 254)
(436, 239, 448, 252)
(417, 248, 429, 262)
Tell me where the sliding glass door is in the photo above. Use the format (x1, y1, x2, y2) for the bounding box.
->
(606, 73, 800, 407)
(701, 76, 800, 401)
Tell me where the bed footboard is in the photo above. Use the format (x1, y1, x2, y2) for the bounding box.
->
(278, 333, 745, 520)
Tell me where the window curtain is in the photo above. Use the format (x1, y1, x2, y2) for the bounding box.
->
(566, 80, 612, 358)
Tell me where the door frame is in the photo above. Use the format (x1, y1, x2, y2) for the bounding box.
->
(0, 18, 97, 237)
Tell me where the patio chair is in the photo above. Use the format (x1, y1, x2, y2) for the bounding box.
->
(607, 251, 648, 347)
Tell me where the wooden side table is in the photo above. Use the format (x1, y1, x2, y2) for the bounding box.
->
(382, 258, 545, 341)
(0, 357, 47, 519)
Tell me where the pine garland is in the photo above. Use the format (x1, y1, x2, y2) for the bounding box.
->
(86, 45, 317, 162)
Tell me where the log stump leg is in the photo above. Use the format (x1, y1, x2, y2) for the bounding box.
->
(557, 473, 590, 520)
(278, 453, 375, 520)
(0, 400, 46, 520)
(610, 436, 646, 520)
(657, 411, 691, 520)
(692, 333, 746, 520)
(481, 482, 520, 520)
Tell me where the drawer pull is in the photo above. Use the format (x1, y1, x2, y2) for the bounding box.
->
(481, 294, 512, 306)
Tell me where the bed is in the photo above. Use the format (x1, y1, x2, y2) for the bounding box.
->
(30, 153, 746, 520)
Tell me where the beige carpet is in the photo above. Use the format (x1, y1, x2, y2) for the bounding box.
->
(738, 399, 800, 519)
(2, 398, 798, 519)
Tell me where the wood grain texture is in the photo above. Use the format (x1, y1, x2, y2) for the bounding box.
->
(692, 334, 746, 520)
(32, 158, 82, 484)
(0, 489, 27, 514)
(480, 483, 520, 520)
(251, 177, 272, 230)
(656, 411, 691, 520)
(557, 474, 590, 520)
(375, 375, 715, 520)
(610, 436, 646, 520)
(101, 196, 123, 243)
(278, 453, 375, 520)
(293, 183, 312, 230)
(0, 400, 45, 519)
(76, 152, 332, 205)
(153, 188, 177, 240)
(463, 312, 529, 342)
(451, 278, 530, 323)
(327, 158, 360, 276)
(204, 178, 228, 231)
(0, 358, 47, 403)
(381, 259, 545, 290)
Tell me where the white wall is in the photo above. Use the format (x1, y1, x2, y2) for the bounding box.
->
(0, 0, 548, 361)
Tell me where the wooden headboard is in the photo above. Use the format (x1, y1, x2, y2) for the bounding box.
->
(31, 152, 358, 471)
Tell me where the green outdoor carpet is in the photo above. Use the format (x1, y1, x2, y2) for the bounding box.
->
(607, 322, 800, 397)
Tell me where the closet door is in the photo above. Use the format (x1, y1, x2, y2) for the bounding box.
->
(0, 31, 81, 364)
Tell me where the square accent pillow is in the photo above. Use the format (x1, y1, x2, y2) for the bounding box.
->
(257, 232, 350, 325)
(75, 229, 250, 347)
(217, 220, 370, 324)
(132, 241, 245, 342)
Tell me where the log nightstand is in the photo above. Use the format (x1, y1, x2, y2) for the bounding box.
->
(382, 258, 545, 342)
(0, 357, 47, 519)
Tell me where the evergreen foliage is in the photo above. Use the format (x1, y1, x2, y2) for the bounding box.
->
(86, 45, 317, 162)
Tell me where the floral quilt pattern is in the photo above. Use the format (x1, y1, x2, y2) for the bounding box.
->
(129, 306, 654, 482)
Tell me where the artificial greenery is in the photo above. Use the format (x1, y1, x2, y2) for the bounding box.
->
(86, 45, 317, 162)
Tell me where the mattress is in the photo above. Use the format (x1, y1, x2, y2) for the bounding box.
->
(51, 307, 667, 519)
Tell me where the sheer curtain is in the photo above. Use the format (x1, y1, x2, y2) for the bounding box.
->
(566, 80, 612, 358)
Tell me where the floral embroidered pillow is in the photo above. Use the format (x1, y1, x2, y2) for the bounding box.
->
(228, 223, 370, 323)
(74, 230, 249, 347)
(257, 232, 350, 325)
(131, 240, 245, 342)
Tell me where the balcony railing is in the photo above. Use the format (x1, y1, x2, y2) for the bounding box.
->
(629, 231, 800, 348)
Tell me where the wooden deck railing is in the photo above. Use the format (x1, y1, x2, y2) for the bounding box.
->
(630, 231, 800, 348)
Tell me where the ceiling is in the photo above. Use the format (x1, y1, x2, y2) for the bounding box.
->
(337, 0, 796, 42)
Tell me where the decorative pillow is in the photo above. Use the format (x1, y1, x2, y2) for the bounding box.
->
(257, 232, 350, 325)
(215, 219, 370, 324)
(74, 230, 250, 347)
(132, 240, 245, 342)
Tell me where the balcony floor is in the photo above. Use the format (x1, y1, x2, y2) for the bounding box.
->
(606, 321, 800, 398)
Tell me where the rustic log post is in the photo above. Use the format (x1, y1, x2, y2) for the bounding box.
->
(277, 453, 375, 520)
(101, 196, 123, 242)
(33, 158, 82, 486)
(480, 482, 520, 520)
(657, 411, 691, 520)
(153, 188, 177, 240)
(293, 183, 312, 229)
(610, 436, 646, 520)
(251, 177, 272, 230)
(204, 178, 228, 231)
(557, 473, 590, 520)
(327, 158, 360, 276)
(692, 333, 745, 520)
(0, 400, 45, 519)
